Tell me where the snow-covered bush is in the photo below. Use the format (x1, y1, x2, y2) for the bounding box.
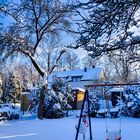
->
(6, 72, 22, 103)
(29, 75, 73, 118)
(121, 86, 140, 117)
(89, 94, 99, 117)
(0, 104, 20, 120)
(28, 87, 40, 115)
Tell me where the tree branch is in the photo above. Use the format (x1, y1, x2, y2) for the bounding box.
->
(49, 49, 66, 74)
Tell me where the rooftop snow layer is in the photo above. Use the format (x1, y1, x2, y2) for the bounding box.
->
(48, 67, 103, 82)
(110, 87, 124, 92)
(81, 67, 102, 81)
(72, 87, 85, 92)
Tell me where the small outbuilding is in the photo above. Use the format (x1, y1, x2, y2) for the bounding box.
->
(20, 91, 31, 113)
(68, 87, 85, 110)
(109, 87, 124, 106)
(20, 87, 38, 113)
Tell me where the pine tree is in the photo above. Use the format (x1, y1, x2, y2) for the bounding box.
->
(29, 75, 73, 118)
(6, 72, 22, 103)
(122, 86, 140, 117)
(44, 76, 73, 118)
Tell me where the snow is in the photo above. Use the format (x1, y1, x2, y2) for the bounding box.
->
(110, 107, 119, 112)
(20, 92, 30, 95)
(75, 120, 87, 134)
(97, 109, 108, 113)
(48, 67, 103, 82)
(81, 67, 102, 81)
(106, 131, 121, 140)
(98, 100, 112, 109)
(42, 73, 48, 86)
(28, 87, 39, 91)
(53, 103, 61, 110)
(109, 87, 124, 92)
(127, 102, 134, 107)
(132, 35, 140, 41)
(0, 104, 20, 116)
(0, 112, 140, 140)
(72, 87, 85, 92)
(0, 107, 15, 113)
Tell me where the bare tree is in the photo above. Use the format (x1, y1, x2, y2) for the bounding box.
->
(81, 55, 97, 68)
(58, 51, 79, 70)
(13, 61, 41, 87)
(0, 1, 8, 17)
(0, 0, 72, 77)
(0, 0, 17, 26)
(108, 49, 140, 83)
(71, 0, 140, 58)
(0, 0, 73, 119)
(34, 34, 65, 76)
(67, 52, 79, 69)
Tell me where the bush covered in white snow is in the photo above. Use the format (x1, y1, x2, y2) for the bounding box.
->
(5, 72, 22, 103)
(0, 104, 20, 120)
(29, 75, 73, 118)
(89, 94, 99, 117)
(122, 86, 140, 117)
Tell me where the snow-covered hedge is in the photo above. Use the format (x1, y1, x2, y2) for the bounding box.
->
(89, 94, 99, 117)
(0, 104, 20, 120)
(29, 76, 73, 119)
(121, 86, 140, 117)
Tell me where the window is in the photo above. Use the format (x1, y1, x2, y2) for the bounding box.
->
(72, 77, 77, 82)
(72, 76, 82, 82)
(76, 77, 81, 82)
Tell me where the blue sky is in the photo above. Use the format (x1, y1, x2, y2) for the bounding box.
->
(0, 0, 88, 61)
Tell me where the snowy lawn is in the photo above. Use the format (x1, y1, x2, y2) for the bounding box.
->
(0, 112, 140, 140)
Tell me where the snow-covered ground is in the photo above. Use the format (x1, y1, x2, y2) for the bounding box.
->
(0, 111, 140, 140)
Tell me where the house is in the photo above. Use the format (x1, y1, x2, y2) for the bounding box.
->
(48, 67, 104, 89)
(20, 67, 104, 111)
(48, 67, 104, 110)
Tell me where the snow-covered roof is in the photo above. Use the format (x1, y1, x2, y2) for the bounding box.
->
(48, 67, 103, 82)
(72, 87, 85, 92)
(28, 87, 39, 90)
(54, 69, 84, 77)
(81, 67, 102, 81)
(109, 87, 124, 92)
(21, 92, 30, 95)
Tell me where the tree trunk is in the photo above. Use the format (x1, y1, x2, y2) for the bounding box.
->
(25, 50, 66, 119)
(37, 84, 48, 120)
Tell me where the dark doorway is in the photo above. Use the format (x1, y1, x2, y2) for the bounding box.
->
(111, 92, 121, 106)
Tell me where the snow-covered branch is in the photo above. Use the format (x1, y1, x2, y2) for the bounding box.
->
(72, 0, 140, 57)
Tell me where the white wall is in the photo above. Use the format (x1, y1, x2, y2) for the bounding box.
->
(70, 81, 96, 89)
